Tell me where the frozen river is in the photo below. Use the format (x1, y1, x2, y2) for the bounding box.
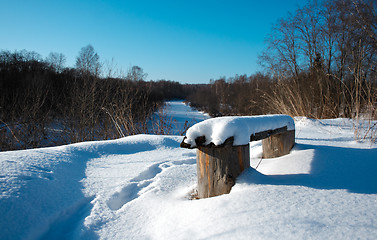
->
(158, 100, 210, 135)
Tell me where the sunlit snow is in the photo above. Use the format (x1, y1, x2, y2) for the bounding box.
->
(0, 101, 376, 240)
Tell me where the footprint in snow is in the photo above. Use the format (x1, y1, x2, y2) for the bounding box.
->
(107, 158, 196, 210)
(107, 162, 166, 210)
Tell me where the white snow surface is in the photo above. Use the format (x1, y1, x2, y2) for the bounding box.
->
(184, 114, 295, 147)
(154, 100, 210, 135)
(1, 102, 377, 240)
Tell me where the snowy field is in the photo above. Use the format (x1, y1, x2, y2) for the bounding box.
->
(1, 101, 377, 240)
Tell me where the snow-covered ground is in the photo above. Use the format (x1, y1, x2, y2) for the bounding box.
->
(1, 101, 376, 240)
(153, 100, 210, 135)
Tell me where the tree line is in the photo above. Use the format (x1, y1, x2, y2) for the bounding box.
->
(259, 0, 377, 120)
(2, 0, 376, 150)
(187, 74, 272, 117)
(0, 46, 193, 151)
(189, 0, 376, 128)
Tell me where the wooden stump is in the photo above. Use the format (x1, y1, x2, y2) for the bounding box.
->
(196, 139, 250, 198)
(181, 123, 296, 199)
(262, 130, 295, 158)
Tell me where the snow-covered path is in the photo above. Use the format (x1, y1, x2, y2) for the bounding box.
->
(154, 100, 210, 135)
(1, 102, 377, 240)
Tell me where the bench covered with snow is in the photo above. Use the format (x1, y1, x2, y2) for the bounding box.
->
(180, 115, 295, 198)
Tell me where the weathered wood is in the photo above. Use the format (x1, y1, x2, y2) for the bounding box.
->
(196, 138, 250, 198)
(180, 135, 208, 149)
(262, 130, 295, 158)
(180, 117, 296, 199)
(250, 126, 288, 141)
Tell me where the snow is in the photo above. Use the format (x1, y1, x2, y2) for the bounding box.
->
(154, 100, 210, 135)
(183, 114, 295, 147)
(1, 101, 377, 240)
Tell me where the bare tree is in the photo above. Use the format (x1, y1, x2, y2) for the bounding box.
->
(257, 0, 376, 140)
(75, 45, 101, 77)
(127, 65, 147, 82)
(46, 52, 66, 73)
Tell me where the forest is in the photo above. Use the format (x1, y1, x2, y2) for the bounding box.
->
(188, 0, 377, 141)
(1, 0, 376, 151)
(0, 46, 195, 150)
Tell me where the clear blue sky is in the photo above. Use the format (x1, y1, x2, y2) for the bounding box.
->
(0, 0, 304, 84)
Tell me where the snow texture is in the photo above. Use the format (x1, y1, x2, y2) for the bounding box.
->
(0, 102, 377, 240)
(184, 114, 295, 147)
(151, 101, 210, 135)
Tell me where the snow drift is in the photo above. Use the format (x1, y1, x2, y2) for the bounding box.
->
(0, 102, 377, 240)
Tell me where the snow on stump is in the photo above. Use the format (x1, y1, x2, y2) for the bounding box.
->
(180, 115, 295, 198)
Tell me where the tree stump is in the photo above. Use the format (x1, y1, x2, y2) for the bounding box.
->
(262, 130, 295, 158)
(196, 138, 250, 198)
(180, 115, 296, 199)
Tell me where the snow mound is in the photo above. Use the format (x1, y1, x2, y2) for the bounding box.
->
(0, 135, 196, 240)
(1, 103, 377, 240)
(183, 115, 295, 147)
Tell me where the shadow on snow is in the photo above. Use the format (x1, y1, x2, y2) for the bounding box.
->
(239, 144, 377, 194)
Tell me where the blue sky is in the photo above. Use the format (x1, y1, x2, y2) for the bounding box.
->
(0, 0, 304, 83)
